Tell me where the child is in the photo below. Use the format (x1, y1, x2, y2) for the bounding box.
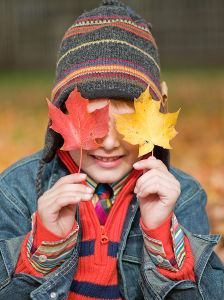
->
(0, 1, 223, 299)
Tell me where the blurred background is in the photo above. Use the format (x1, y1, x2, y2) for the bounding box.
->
(0, 0, 224, 260)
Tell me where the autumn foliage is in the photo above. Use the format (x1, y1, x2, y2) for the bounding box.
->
(113, 86, 180, 157)
(47, 87, 109, 152)
(47, 87, 110, 171)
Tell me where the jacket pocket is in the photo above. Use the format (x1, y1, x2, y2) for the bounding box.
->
(121, 253, 144, 300)
(123, 228, 143, 263)
(122, 254, 141, 264)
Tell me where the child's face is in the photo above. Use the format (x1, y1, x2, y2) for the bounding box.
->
(69, 99, 140, 183)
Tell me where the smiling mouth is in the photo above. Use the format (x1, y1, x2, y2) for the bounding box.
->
(91, 155, 123, 162)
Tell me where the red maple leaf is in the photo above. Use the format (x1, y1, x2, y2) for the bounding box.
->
(47, 86, 109, 171)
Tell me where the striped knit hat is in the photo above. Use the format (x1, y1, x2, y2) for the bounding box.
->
(40, 0, 169, 174)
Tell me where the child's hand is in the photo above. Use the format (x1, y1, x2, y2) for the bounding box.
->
(133, 156, 180, 229)
(38, 173, 93, 236)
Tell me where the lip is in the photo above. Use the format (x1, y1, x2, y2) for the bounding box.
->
(90, 154, 124, 168)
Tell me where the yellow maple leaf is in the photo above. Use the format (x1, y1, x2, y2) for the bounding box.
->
(113, 86, 180, 157)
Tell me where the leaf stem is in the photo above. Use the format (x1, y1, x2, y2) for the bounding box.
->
(78, 147, 83, 173)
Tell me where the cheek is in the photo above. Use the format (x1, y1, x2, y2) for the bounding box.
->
(69, 149, 82, 164)
(123, 142, 139, 161)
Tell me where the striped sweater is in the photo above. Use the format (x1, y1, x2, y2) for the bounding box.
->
(68, 167, 141, 299)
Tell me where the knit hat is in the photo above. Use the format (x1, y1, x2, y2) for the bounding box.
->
(37, 0, 169, 196)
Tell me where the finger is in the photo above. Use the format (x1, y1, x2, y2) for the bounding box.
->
(52, 173, 87, 190)
(136, 176, 171, 196)
(42, 188, 93, 206)
(137, 182, 166, 200)
(135, 169, 179, 193)
(38, 184, 94, 211)
(137, 178, 180, 199)
(38, 195, 78, 215)
(56, 191, 93, 201)
(133, 156, 168, 172)
(53, 193, 92, 212)
(48, 183, 93, 197)
(38, 192, 92, 217)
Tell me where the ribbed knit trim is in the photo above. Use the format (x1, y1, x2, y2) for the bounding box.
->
(52, 58, 161, 104)
(156, 236, 195, 281)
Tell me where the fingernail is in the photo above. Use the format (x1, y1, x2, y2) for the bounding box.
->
(84, 194, 92, 200)
(80, 173, 87, 179)
(133, 162, 139, 168)
(86, 187, 93, 193)
(149, 155, 156, 159)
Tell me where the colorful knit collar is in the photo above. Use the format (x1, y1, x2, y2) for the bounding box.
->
(85, 170, 131, 204)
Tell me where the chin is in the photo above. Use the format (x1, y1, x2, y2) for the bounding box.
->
(91, 171, 124, 184)
(92, 175, 120, 184)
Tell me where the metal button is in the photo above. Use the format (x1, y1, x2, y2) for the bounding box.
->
(157, 255, 163, 263)
(39, 254, 47, 262)
(50, 292, 57, 298)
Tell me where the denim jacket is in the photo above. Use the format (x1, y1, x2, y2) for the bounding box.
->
(0, 151, 223, 300)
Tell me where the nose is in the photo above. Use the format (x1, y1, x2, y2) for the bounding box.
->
(96, 119, 120, 150)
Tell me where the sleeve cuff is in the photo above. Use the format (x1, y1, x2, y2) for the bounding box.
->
(140, 213, 186, 272)
(140, 212, 173, 245)
(27, 211, 79, 275)
(35, 211, 78, 244)
(156, 235, 196, 281)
